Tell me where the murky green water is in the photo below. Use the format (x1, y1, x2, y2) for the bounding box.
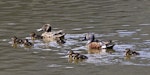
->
(0, 0, 150, 75)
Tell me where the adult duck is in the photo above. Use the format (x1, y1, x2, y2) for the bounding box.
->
(86, 34, 115, 49)
(37, 24, 65, 43)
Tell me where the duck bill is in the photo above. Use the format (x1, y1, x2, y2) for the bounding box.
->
(37, 28, 43, 32)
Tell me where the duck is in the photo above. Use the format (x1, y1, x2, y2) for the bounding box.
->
(30, 32, 43, 40)
(67, 50, 79, 58)
(67, 50, 88, 60)
(11, 36, 24, 44)
(86, 34, 115, 49)
(125, 48, 140, 56)
(37, 24, 65, 43)
(23, 39, 33, 48)
(11, 36, 24, 48)
(73, 53, 88, 60)
(55, 37, 66, 44)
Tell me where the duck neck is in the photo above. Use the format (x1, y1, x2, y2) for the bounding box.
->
(90, 34, 95, 42)
(46, 26, 51, 32)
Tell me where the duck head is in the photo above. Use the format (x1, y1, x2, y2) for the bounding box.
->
(86, 33, 95, 44)
(37, 24, 52, 32)
(11, 36, 18, 41)
(30, 32, 36, 40)
(67, 50, 74, 55)
(82, 33, 95, 41)
(11, 36, 24, 44)
(30, 32, 36, 37)
(24, 39, 29, 43)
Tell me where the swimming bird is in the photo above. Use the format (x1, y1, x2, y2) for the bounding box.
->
(67, 50, 88, 60)
(37, 24, 65, 43)
(30, 32, 43, 40)
(11, 36, 24, 48)
(23, 39, 33, 48)
(125, 48, 140, 56)
(11, 36, 24, 44)
(73, 53, 88, 60)
(86, 34, 115, 49)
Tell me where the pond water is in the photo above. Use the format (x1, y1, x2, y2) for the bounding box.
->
(0, 0, 150, 75)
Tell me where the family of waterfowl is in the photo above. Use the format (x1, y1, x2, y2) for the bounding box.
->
(11, 24, 66, 48)
(11, 24, 140, 63)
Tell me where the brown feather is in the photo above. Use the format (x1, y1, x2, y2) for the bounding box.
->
(88, 42, 101, 49)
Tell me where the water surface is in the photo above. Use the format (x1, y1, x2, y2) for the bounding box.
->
(0, 0, 150, 75)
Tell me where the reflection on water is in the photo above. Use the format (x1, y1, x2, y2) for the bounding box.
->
(0, 0, 150, 75)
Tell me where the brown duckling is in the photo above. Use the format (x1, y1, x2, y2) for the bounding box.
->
(30, 32, 43, 40)
(67, 50, 79, 58)
(23, 39, 33, 48)
(11, 36, 24, 44)
(125, 48, 140, 56)
(67, 50, 88, 60)
(11, 36, 24, 48)
(73, 53, 88, 60)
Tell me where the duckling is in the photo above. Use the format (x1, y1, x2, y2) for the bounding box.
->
(30, 32, 43, 40)
(67, 50, 79, 58)
(67, 50, 88, 60)
(11, 36, 24, 48)
(125, 48, 140, 56)
(11, 36, 24, 44)
(23, 39, 33, 48)
(73, 53, 88, 60)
